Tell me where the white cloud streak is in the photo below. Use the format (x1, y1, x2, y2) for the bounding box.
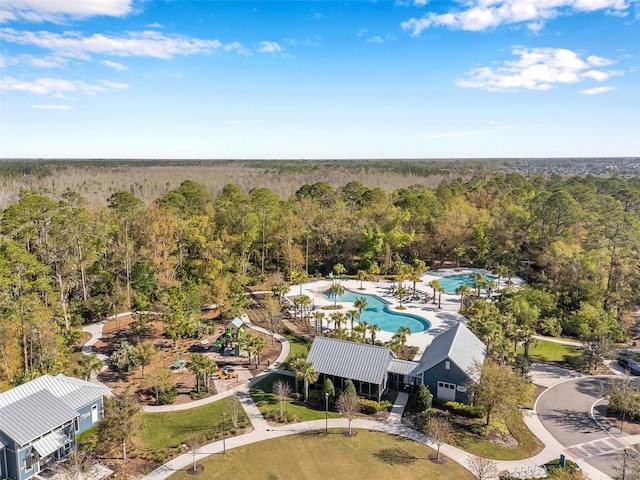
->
(259, 41, 282, 53)
(31, 104, 72, 109)
(456, 47, 622, 91)
(401, 0, 630, 34)
(1, 0, 133, 23)
(0, 76, 129, 96)
(101, 60, 128, 71)
(0, 28, 246, 60)
(580, 86, 615, 94)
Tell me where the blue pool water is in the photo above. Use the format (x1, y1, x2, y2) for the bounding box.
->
(437, 273, 497, 293)
(323, 289, 430, 333)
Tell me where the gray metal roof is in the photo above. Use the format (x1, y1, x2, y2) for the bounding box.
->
(388, 359, 422, 376)
(0, 390, 76, 446)
(306, 336, 394, 385)
(417, 323, 485, 382)
(0, 374, 110, 411)
(32, 431, 70, 457)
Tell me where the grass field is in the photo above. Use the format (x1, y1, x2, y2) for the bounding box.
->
(139, 396, 249, 451)
(167, 429, 475, 480)
(517, 339, 582, 363)
(281, 333, 311, 369)
(250, 373, 341, 423)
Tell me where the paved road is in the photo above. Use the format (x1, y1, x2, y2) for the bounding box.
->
(536, 376, 639, 479)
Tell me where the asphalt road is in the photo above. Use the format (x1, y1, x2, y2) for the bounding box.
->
(536, 376, 635, 478)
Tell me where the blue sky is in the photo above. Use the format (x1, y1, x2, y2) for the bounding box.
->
(1, 0, 638, 159)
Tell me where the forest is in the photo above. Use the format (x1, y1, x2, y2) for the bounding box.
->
(1, 164, 639, 391)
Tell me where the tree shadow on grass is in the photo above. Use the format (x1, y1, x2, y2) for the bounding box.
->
(373, 447, 417, 465)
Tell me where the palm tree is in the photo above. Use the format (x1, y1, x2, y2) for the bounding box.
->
(298, 362, 319, 402)
(495, 265, 509, 292)
(75, 354, 104, 381)
(331, 312, 345, 330)
(429, 279, 442, 305)
(393, 326, 411, 354)
(291, 268, 309, 296)
(347, 309, 358, 331)
(333, 263, 346, 280)
(356, 269, 368, 290)
(470, 272, 487, 297)
(368, 323, 380, 344)
(272, 280, 289, 302)
(134, 340, 156, 379)
(328, 282, 345, 307)
(298, 295, 311, 323)
(289, 355, 306, 395)
(409, 270, 421, 296)
(314, 311, 325, 333)
(437, 285, 445, 308)
(354, 296, 367, 320)
(396, 285, 407, 308)
(485, 280, 497, 300)
(187, 353, 207, 394)
(455, 284, 471, 312)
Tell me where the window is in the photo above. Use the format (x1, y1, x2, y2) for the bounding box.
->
(74, 417, 79, 432)
(445, 361, 450, 370)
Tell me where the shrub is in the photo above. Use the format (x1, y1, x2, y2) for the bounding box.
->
(110, 341, 141, 372)
(359, 399, 380, 414)
(433, 398, 484, 418)
(417, 384, 433, 411)
(158, 389, 177, 405)
(379, 400, 392, 411)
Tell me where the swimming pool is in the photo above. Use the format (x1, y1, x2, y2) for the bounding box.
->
(323, 289, 430, 333)
(437, 273, 498, 293)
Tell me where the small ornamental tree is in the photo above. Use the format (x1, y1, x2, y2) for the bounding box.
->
(466, 455, 498, 480)
(273, 379, 292, 421)
(344, 378, 357, 397)
(424, 417, 453, 461)
(336, 391, 360, 435)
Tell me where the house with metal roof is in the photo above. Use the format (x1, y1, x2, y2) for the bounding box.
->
(417, 322, 486, 403)
(306, 336, 395, 401)
(0, 374, 111, 480)
(306, 323, 485, 403)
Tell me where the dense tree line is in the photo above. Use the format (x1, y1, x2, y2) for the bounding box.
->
(0, 173, 639, 390)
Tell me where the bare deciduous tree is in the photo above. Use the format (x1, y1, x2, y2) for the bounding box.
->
(336, 392, 360, 435)
(273, 379, 292, 420)
(466, 455, 498, 480)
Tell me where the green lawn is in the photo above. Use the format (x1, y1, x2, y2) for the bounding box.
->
(517, 339, 582, 364)
(281, 333, 311, 369)
(250, 373, 341, 423)
(168, 429, 475, 480)
(139, 397, 249, 451)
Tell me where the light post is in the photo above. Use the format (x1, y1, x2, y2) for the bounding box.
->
(325, 391, 329, 434)
(222, 413, 226, 454)
(622, 448, 628, 480)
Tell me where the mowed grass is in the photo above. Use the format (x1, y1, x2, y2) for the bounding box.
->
(281, 333, 311, 369)
(139, 396, 249, 450)
(250, 373, 340, 422)
(168, 429, 475, 480)
(517, 339, 582, 363)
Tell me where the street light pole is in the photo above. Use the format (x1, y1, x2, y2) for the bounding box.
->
(222, 413, 226, 454)
(325, 391, 329, 434)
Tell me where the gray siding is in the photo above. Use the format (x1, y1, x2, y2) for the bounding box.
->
(76, 398, 103, 433)
(422, 358, 471, 403)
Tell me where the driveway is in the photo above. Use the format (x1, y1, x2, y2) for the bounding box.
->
(536, 376, 636, 478)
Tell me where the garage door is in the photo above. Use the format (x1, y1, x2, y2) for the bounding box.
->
(437, 381, 456, 401)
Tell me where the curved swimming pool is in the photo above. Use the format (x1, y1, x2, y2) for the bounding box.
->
(323, 289, 430, 333)
(437, 273, 497, 293)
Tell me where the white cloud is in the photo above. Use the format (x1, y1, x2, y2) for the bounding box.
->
(456, 47, 621, 91)
(101, 60, 128, 71)
(0, 28, 244, 60)
(1, 0, 133, 23)
(580, 86, 615, 94)
(356, 29, 368, 37)
(145, 23, 163, 29)
(0, 76, 129, 96)
(259, 41, 282, 53)
(367, 36, 385, 44)
(401, 0, 630, 34)
(31, 104, 71, 109)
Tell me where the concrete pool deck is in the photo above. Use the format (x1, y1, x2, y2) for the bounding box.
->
(290, 268, 523, 357)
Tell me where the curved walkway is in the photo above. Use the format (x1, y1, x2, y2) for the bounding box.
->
(83, 314, 607, 480)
